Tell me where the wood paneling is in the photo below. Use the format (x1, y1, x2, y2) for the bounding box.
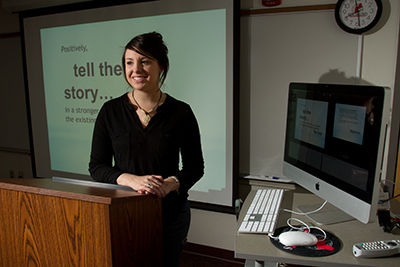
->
(0, 189, 112, 266)
(110, 198, 163, 266)
(0, 179, 162, 267)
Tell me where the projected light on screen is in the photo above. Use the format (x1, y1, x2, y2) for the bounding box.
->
(23, 0, 238, 211)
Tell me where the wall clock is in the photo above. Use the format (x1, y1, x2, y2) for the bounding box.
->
(335, 0, 383, 34)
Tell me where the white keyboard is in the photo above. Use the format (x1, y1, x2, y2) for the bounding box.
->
(238, 188, 284, 234)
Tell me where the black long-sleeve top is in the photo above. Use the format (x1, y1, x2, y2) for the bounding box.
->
(89, 93, 204, 224)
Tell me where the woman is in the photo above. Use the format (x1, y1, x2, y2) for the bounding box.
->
(89, 32, 204, 266)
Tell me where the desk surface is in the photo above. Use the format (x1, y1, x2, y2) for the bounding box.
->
(235, 189, 400, 267)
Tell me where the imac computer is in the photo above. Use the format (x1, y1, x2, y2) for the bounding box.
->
(283, 82, 391, 224)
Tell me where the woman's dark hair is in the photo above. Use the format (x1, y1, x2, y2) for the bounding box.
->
(123, 32, 169, 87)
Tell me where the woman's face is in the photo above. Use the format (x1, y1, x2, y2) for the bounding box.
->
(124, 49, 162, 92)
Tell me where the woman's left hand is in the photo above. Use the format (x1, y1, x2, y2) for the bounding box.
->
(160, 176, 180, 196)
(137, 175, 167, 197)
(139, 176, 179, 197)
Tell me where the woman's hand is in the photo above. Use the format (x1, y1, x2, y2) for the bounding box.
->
(162, 176, 180, 195)
(117, 173, 166, 198)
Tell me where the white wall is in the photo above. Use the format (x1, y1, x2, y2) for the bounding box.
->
(0, 150, 33, 178)
(239, 1, 400, 180)
(362, 0, 400, 182)
(0, 0, 19, 33)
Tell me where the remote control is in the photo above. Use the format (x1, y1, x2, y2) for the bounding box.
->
(353, 240, 400, 258)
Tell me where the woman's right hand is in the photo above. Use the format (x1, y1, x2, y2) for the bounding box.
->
(116, 173, 166, 198)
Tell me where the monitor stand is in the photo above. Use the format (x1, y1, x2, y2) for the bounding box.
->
(297, 202, 355, 225)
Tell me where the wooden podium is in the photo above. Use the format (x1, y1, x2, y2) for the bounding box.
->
(0, 178, 162, 267)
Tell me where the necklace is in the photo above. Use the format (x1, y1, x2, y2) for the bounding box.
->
(131, 90, 162, 124)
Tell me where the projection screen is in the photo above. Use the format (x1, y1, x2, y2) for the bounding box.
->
(22, 0, 238, 211)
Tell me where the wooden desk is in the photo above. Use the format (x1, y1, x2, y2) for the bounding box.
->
(235, 188, 400, 267)
(0, 178, 162, 267)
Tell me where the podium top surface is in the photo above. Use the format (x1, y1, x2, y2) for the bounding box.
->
(0, 178, 150, 205)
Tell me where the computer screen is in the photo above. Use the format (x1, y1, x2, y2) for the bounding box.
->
(283, 82, 391, 224)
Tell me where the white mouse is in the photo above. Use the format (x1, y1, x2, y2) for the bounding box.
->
(278, 231, 318, 247)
